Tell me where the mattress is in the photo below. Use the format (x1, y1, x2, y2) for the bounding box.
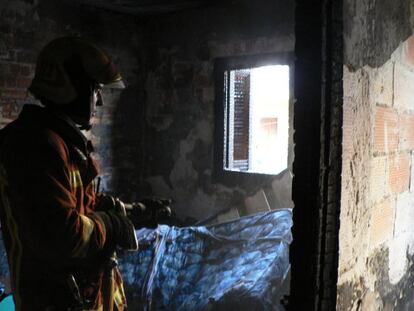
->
(0, 209, 292, 311)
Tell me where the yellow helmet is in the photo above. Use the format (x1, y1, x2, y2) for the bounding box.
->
(29, 36, 125, 105)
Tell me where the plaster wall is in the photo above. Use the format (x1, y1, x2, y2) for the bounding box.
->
(338, 0, 414, 309)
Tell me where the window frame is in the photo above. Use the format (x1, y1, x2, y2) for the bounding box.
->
(213, 52, 294, 186)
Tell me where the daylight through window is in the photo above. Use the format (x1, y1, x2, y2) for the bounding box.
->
(224, 65, 290, 175)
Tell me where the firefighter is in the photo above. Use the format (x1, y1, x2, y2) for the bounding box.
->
(0, 37, 138, 310)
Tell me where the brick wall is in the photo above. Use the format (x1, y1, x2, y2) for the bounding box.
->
(0, 0, 139, 195)
(338, 28, 414, 310)
(368, 38, 414, 260)
(0, 61, 34, 127)
(0, 1, 47, 126)
(0, 51, 36, 127)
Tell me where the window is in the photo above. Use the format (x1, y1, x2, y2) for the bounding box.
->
(215, 54, 292, 178)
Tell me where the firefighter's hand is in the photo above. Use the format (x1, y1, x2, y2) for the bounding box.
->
(94, 210, 138, 251)
(126, 198, 172, 229)
(93, 195, 138, 251)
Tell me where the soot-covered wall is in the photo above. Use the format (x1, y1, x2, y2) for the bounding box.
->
(0, 0, 295, 222)
(338, 0, 414, 309)
(117, 0, 295, 221)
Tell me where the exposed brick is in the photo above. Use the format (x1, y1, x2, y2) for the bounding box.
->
(369, 198, 395, 248)
(1, 102, 22, 120)
(1, 89, 27, 100)
(16, 78, 31, 89)
(16, 50, 36, 63)
(0, 63, 10, 74)
(9, 64, 20, 75)
(4, 76, 16, 88)
(373, 106, 399, 153)
(389, 153, 410, 194)
(394, 62, 414, 112)
(400, 113, 414, 150)
(19, 65, 33, 77)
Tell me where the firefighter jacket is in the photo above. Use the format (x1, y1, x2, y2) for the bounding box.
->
(0, 104, 126, 310)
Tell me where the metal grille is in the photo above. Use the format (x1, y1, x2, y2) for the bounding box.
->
(224, 69, 251, 171)
(232, 70, 250, 162)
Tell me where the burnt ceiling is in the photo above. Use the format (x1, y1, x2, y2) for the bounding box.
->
(71, 0, 220, 16)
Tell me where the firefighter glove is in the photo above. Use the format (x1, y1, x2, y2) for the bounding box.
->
(126, 198, 172, 229)
(93, 196, 138, 251)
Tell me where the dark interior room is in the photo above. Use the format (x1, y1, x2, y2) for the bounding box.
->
(0, 0, 414, 310)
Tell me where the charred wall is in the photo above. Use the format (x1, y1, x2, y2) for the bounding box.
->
(113, 0, 295, 221)
(0, 0, 295, 221)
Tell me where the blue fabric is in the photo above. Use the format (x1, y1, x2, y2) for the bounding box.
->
(0, 209, 292, 311)
(119, 209, 292, 310)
